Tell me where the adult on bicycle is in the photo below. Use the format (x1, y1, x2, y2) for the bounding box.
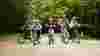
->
(32, 19, 42, 45)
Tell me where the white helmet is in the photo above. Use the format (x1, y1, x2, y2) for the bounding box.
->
(72, 16, 76, 20)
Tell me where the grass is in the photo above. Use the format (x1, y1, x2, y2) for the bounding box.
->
(81, 35, 96, 40)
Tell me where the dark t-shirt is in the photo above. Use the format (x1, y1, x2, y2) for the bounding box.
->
(96, 9, 100, 16)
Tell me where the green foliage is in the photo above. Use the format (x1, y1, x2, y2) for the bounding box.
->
(32, 0, 80, 20)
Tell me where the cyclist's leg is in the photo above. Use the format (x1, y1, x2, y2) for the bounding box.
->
(36, 30, 41, 41)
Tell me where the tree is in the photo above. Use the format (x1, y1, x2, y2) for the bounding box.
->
(31, 0, 80, 20)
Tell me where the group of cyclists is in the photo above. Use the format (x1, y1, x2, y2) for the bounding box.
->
(41, 16, 64, 33)
(31, 16, 65, 45)
(22, 12, 81, 46)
